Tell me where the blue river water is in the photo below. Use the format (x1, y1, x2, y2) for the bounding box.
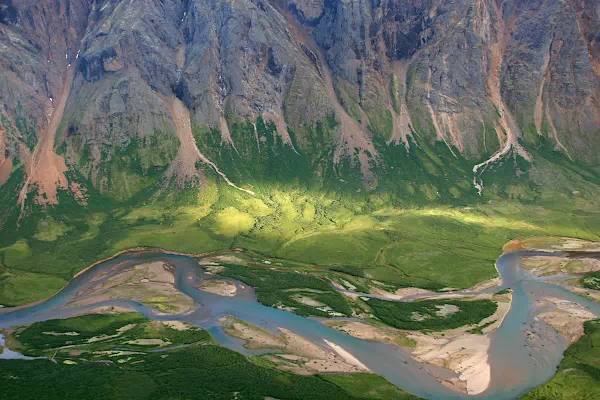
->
(0, 250, 598, 400)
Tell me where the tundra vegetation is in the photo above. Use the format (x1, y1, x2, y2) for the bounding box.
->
(365, 299, 498, 331)
(6, 314, 210, 356)
(0, 314, 420, 400)
(1, 139, 599, 307)
(0, 1, 599, 399)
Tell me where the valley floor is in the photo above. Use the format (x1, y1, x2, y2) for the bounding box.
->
(0, 236, 598, 400)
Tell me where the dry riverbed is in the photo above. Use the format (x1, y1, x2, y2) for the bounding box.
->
(67, 261, 194, 314)
(218, 315, 369, 374)
(536, 297, 598, 344)
(521, 256, 600, 277)
(324, 292, 512, 395)
(199, 279, 238, 297)
(323, 320, 415, 347)
(408, 296, 511, 395)
(519, 237, 600, 252)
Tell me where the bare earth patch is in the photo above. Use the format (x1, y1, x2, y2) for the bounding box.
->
(124, 339, 171, 347)
(290, 294, 326, 307)
(219, 315, 285, 350)
(537, 298, 597, 344)
(0, 125, 12, 185)
(87, 323, 137, 343)
(559, 284, 600, 303)
(411, 312, 431, 321)
(68, 261, 194, 314)
(521, 255, 600, 277)
(323, 339, 369, 370)
(199, 279, 237, 297)
(521, 237, 600, 252)
(503, 239, 524, 251)
(468, 277, 503, 292)
(161, 96, 254, 195)
(412, 332, 490, 395)
(323, 320, 414, 347)
(160, 321, 192, 331)
(369, 286, 434, 300)
(17, 68, 85, 209)
(410, 295, 511, 395)
(435, 304, 460, 317)
(42, 331, 79, 337)
(219, 315, 369, 374)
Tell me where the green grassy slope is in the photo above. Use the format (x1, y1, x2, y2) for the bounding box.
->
(1, 117, 599, 306)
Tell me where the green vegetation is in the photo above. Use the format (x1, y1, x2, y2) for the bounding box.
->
(0, 110, 599, 309)
(521, 319, 600, 400)
(367, 299, 497, 331)
(218, 263, 352, 317)
(1, 164, 599, 306)
(0, 315, 418, 400)
(468, 319, 497, 335)
(0, 269, 66, 307)
(214, 207, 256, 237)
(0, 346, 369, 400)
(7, 313, 211, 356)
(366, 106, 394, 141)
(581, 272, 600, 291)
(33, 217, 73, 241)
(76, 131, 179, 202)
(14, 313, 146, 351)
(320, 373, 422, 400)
(329, 265, 365, 278)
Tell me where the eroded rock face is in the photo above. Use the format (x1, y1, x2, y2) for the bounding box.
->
(284, 0, 324, 23)
(0, 0, 598, 202)
(309, 0, 599, 162)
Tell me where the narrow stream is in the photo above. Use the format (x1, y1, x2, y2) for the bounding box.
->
(0, 250, 598, 400)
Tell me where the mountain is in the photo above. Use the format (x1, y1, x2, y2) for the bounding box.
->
(2, 3, 600, 399)
(0, 0, 598, 209)
(0, 1, 599, 306)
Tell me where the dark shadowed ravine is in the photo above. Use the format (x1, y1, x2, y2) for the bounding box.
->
(1, 250, 598, 400)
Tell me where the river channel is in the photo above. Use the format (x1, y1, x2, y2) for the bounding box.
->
(0, 250, 598, 400)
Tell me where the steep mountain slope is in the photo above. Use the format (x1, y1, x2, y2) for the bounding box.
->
(0, 0, 599, 290)
(0, 0, 598, 209)
(1, 4, 599, 400)
(0, 4, 600, 356)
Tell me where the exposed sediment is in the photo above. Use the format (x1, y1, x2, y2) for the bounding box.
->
(0, 125, 12, 185)
(17, 67, 83, 213)
(472, 2, 532, 195)
(218, 315, 369, 374)
(162, 96, 255, 196)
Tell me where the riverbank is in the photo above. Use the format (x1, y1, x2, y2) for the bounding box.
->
(520, 319, 600, 400)
(2, 241, 600, 400)
(219, 315, 370, 374)
(409, 296, 512, 395)
(66, 260, 195, 315)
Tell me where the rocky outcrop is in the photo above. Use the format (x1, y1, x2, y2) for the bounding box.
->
(0, 0, 598, 205)
(305, 0, 599, 163)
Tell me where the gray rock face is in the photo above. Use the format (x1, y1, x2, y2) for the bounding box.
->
(286, 0, 324, 23)
(306, 0, 599, 162)
(0, 0, 598, 201)
(0, 0, 91, 158)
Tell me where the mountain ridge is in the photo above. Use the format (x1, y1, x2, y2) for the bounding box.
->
(0, 0, 598, 210)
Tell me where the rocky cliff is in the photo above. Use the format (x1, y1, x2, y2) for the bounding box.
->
(0, 0, 598, 209)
